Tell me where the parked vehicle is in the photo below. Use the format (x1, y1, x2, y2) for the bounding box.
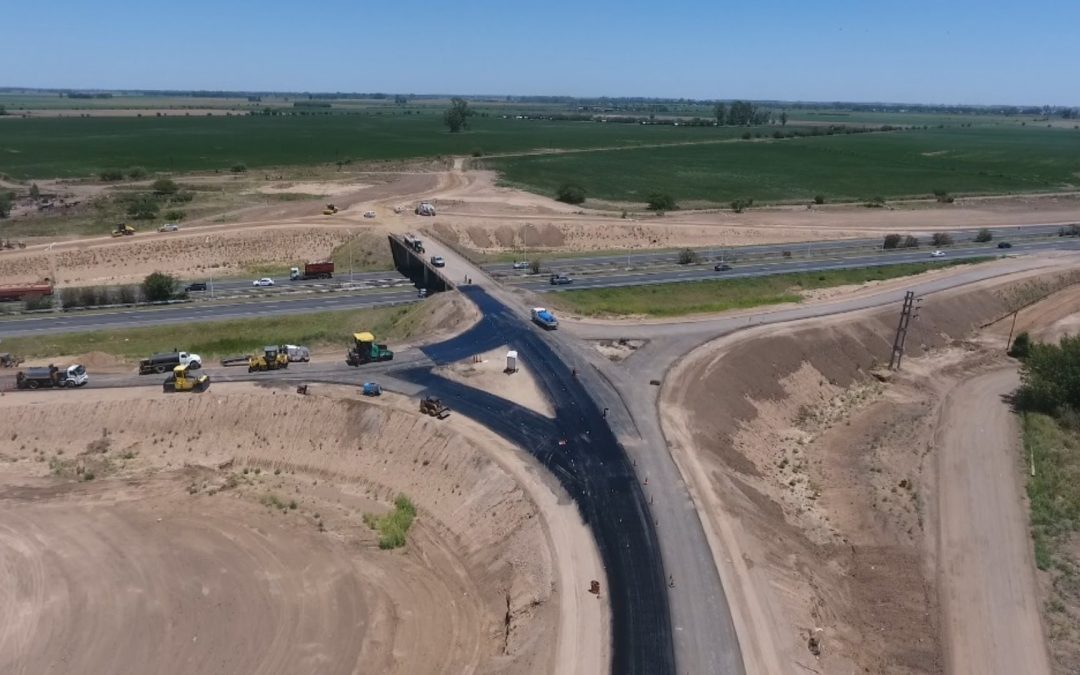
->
(531, 307, 559, 329)
(253, 277, 275, 287)
(362, 382, 382, 396)
(930, 250, 946, 257)
(163, 363, 210, 393)
(158, 223, 180, 233)
(997, 242, 1013, 249)
(185, 282, 208, 292)
(290, 261, 334, 280)
(15, 364, 88, 389)
(138, 350, 202, 375)
(430, 255, 446, 268)
(714, 263, 733, 272)
(346, 332, 394, 366)
(282, 344, 310, 362)
(549, 274, 573, 285)
(248, 345, 289, 372)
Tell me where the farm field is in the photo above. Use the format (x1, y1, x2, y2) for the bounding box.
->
(492, 126, 1080, 206)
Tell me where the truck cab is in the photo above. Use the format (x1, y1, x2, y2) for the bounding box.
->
(15, 364, 88, 389)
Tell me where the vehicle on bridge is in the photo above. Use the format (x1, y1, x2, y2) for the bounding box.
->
(290, 261, 334, 280)
(16, 364, 88, 389)
(531, 307, 559, 329)
(163, 363, 210, 393)
(403, 233, 425, 254)
(248, 345, 289, 372)
(430, 255, 446, 268)
(139, 350, 202, 375)
(346, 332, 394, 366)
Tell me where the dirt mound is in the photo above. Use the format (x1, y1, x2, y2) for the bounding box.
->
(660, 277, 1061, 673)
(0, 385, 559, 674)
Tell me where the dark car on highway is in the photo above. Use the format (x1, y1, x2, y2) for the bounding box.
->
(714, 263, 733, 271)
(997, 241, 1012, 249)
(549, 274, 573, 285)
(185, 282, 208, 292)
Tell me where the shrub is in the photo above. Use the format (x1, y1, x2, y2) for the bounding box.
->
(931, 232, 954, 247)
(556, 183, 586, 205)
(164, 209, 186, 221)
(864, 196, 886, 208)
(22, 294, 52, 311)
(1017, 335, 1080, 413)
(0, 191, 11, 218)
(142, 272, 178, 302)
(813, 195, 825, 205)
(646, 193, 676, 211)
(99, 169, 124, 182)
(152, 178, 178, 195)
(1009, 331, 1032, 359)
(231, 163, 247, 173)
(529, 259, 542, 275)
(126, 194, 160, 220)
(730, 198, 754, 214)
(902, 235, 920, 248)
(974, 228, 993, 243)
(127, 166, 148, 179)
(677, 248, 699, 265)
(115, 285, 139, 305)
(170, 191, 194, 204)
(883, 233, 902, 249)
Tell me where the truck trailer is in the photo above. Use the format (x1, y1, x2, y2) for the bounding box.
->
(290, 261, 335, 280)
(16, 364, 88, 389)
(138, 350, 203, 375)
(0, 283, 53, 303)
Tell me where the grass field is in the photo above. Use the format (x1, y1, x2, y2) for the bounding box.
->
(0, 114, 742, 179)
(0, 302, 431, 360)
(492, 126, 1080, 206)
(548, 259, 986, 317)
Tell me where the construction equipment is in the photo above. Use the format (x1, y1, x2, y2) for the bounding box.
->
(290, 261, 334, 280)
(346, 332, 394, 367)
(163, 363, 210, 393)
(15, 364, 88, 389)
(1, 353, 25, 368)
(415, 202, 436, 217)
(362, 382, 382, 396)
(323, 203, 339, 215)
(248, 345, 290, 372)
(139, 350, 202, 375)
(419, 396, 450, 419)
(112, 223, 135, 237)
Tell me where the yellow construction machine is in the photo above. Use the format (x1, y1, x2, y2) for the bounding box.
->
(322, 203, 339, 215)
(112, 223, 136, 237)
(248, 345, 290, 372)
(163, 363, 210, 393)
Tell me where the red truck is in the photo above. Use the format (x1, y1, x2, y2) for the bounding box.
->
(0, 283, 53, 302)
(289, 261, 334, 281)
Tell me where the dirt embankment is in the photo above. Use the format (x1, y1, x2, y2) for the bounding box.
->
(0, 384, 564, 674)
(661, 274, 1076, 673)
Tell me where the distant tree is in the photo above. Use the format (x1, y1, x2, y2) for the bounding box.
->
(730, 198, 754, 213)
(142, 272, 178, 302)
(780, 111, 788, 126)
(813, 194, 825, 205)
(126, 194, 160, 220)
(0, 104, 6, 116)
(443, 97, 474, 133)
(930, 232, 954, 247)
(0, 191, 12, 218)
(152, 178, 179, 195)
(646, 193, 677, 211)
(231, 163, 247, 173)
(29, 183, 41, 200)
(714, 102, 726, 125)
(974, 228, 993, 243)
(99, 169, 124, 182)
(529, 258, 542, 275)
(727, 100, 756, 126)
(394, 94, 409, 105)
(556, 183, 586, 205)
(677, 248, 699, 265)
(902, 235, 920, 248)
(883, 233, 902, 249)
(127, 166, 148, 179)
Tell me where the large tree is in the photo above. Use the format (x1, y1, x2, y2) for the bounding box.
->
(444, 97, 474, 133)
(727, 100, 757, 126)
(714, 102, 726, 125)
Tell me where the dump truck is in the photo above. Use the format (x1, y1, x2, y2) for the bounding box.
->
(290, 261, 334, 280)
(419, 396, 450, 419)
(531, 307, 559, 330)
(403, 233, 425, 254)
(163, 363, 210, 393)
(15, 364, 88, 389)
(0, 282, 54, 303)
(415, 202, 436, 217)
(112, 223, 135, 237)
(248, 345, 289, 372)
(346, 332, 394, 366)
(138, 350, 202, 375)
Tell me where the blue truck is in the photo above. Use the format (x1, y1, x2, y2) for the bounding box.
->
(531, 307, 559, 330)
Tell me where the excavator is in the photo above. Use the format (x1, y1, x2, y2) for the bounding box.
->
(248, 345, 290, 372)
(346, 332, 394, 367)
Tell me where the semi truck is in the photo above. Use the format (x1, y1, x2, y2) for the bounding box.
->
(346, 332, 394, 366)
(138, 350, 203, 375)
(0, 283, 54, 303)
(531, 307, 559, 330)
(290, 261, 335, 280)
(403, 234, 425, 254)
(16, 364, 88, 389)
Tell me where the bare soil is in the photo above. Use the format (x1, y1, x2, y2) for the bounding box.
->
(0, 382, 605, 674)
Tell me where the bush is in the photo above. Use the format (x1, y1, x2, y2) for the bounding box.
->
(556, 183, 586, 205)
(1017, 335, 1080, 413)
(152, 178, 178, 195)
(0, 191, 11, 218)
(115, 285, 139, 305)
(142, 272, 178, 302)
(126, 194, 159, 220)
(22, 294, 52, 311)
(813, 195, 825, 205)
(164, 209, 186, 221)
(529, 259, 542, 275)
(864, 196, 886, 208)
(127, 166, 148, 179)
(231, 163, 247, 173)
(170, 190, 194, 204)
(974, 228, 993, 243)
(931, 232, 954, 247)
(677, 248, 699, 265)
(883, 233, 902, 250)
(99, 169, 124, 182)
(1009, 331, 1032, 359)
(902, 235, 920, 248)
(730, 198, 754, 214)
(646, 193, 676, 211)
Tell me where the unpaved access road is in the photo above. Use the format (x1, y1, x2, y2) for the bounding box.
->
(936, 368, 1051, 675)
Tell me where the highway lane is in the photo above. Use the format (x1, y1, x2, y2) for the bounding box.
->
(0, 286, 420, 337)
(188, 270, 404, 294)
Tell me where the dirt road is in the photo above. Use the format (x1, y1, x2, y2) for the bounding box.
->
(936, 368, 1051, 675)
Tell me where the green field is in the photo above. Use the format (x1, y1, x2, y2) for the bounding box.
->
(0, 114, 742, 179)
(548, 259, 988, 317)
(492, 126, 1080, 206)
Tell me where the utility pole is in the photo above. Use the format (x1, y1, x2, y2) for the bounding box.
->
(889, 291, 920, 370)
(1005, 310, 1019, 353)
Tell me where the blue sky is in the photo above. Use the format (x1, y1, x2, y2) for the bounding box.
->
(6, 0, 1077, 105)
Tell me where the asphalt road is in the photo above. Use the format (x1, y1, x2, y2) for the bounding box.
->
(191, 270, 405, 294)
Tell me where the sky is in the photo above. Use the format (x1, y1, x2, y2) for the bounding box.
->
(4, 0, 1077, 106)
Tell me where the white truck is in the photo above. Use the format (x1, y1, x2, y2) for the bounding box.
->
(16, 364, 89, 389)
(138, 350, 203, 375)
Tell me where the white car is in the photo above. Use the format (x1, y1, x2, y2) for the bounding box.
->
(253, 277, 275, 287)
(158, 223, 180, 233)
(430, 256, 446, 268)
(512, 261, 530, 270)
(930, 250, 946, 257)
